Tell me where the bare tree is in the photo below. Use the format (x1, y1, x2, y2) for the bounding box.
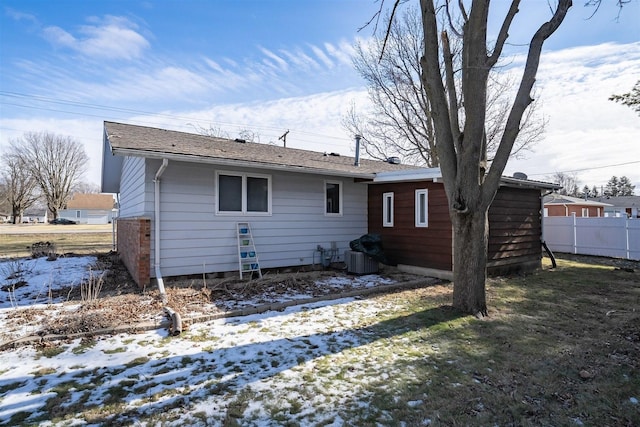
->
(237, 129, 261, 143)
(73, 181, 102, 194)
(189, 123, 231, 139)
(402, 0, 573, 316)
(0, 147, 40, 224)
(345, 5, 545, 167)
(12, 132, 88, 220)
(551, 172, 580, 196)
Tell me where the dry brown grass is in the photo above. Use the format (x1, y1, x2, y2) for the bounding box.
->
(0, 229, 113, 257)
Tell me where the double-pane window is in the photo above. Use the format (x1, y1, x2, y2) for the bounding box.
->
(217, 172, 271, 215)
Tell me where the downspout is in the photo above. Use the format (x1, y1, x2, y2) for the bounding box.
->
(541, 190, 556, 268)
(154, 159, 169, 304)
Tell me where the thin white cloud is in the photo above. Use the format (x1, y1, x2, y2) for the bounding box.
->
(309, 44, 335, 69)
(324, 40, 354, 67)
(42, 15, 149, 60)
(279, 48, 321, 71)
(259, 47, 289, 72)
(5, 7, 39, 25)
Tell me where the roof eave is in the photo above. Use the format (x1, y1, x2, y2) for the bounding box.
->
(499, 176, 561, 190)
(110, 147, 378, 179)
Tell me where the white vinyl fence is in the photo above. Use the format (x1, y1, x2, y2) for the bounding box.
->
(543, 216, 640, 260)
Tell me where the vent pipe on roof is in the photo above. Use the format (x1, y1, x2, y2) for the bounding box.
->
(354, 134, 361, 166)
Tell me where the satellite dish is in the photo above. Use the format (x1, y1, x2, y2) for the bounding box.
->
(513, 172, 528, 180)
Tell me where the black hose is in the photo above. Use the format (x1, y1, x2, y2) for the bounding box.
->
(542, 240, 556, 268)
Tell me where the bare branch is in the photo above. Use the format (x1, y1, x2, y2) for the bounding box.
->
(378, 0, 402, 61)
(485, 0, 572, 201)
(487, 0, 521, 67)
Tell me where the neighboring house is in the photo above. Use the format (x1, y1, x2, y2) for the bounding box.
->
(543, 193, 612, 218)
(59, 193, 117, 224)
(21, 209, 48, 223)
(588, 196, 640, 218)
(102, 121, 558, 287)
(368, 169, 560, 278)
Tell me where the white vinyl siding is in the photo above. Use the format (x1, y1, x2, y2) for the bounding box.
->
(415, 189, 428, 227)
(118, 156, 149, 217)
(383, 192, 394, 227)
(148, 162, 367, 278)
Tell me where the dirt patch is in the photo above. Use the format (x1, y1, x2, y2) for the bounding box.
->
(1, 253, 433, 344)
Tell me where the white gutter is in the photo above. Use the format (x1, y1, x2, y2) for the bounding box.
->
(154, 159, 169, 303)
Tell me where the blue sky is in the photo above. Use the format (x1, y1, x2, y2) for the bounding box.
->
(1, 0, 639, 192)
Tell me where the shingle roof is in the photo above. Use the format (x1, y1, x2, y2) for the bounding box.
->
(543, 193, 613, 206)
(104, 121, 416, 178)
(589, 196, 640, 208)
(66, 194, 115, 210)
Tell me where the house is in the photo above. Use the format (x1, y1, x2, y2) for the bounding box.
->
(59, 193, 117, 224)
(368, 169, 560, 278)
(101, 121, 412, 287)
(588, 195, 640, 218)
(101, 121, 558, 288)
(543, 193, 612, 218)
(21, 209, 48, 223)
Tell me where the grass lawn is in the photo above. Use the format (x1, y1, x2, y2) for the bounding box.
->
(0, 253, 638, 425)
(0, 229, 113, 258)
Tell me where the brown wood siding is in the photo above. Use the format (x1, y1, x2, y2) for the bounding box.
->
(488, 186, 542, 274)
(368, 182, 543, 276)
(368, 181, 452, 271)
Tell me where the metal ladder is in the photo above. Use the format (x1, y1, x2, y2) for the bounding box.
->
(237, 222, 262, 279)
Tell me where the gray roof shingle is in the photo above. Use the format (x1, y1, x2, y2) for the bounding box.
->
(104, 121, 416, 178)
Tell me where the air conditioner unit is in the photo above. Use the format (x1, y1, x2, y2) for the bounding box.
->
(345, 250, 379, 274)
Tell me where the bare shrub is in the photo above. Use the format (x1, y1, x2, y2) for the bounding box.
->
(30, 241, 57, 259)
(1, 259, 34, 308)
(80, 268, 105, 304)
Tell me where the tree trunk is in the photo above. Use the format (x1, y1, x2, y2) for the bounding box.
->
(452, 208, 489, 317)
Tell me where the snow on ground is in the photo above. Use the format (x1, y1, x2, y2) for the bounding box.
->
(0, 293, 422, 425)
(0, 256, 435, 425)
(0, 255, 102, 309)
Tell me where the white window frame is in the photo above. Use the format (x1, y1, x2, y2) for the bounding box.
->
(324, 180, 343, 216)
(216, 171, 272, 215)
(415, 189, 428, 227)
(383, 192, 394, 227)
(582, 207, 589, 217)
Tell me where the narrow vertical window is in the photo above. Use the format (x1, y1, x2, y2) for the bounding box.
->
(325, 181, 342, 215)
(582, 207, 589, 217)
(383, 192, 394, 227)
(415, 189, 428, 227)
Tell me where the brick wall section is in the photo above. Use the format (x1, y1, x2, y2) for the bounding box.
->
(117, 217, 151, 288)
